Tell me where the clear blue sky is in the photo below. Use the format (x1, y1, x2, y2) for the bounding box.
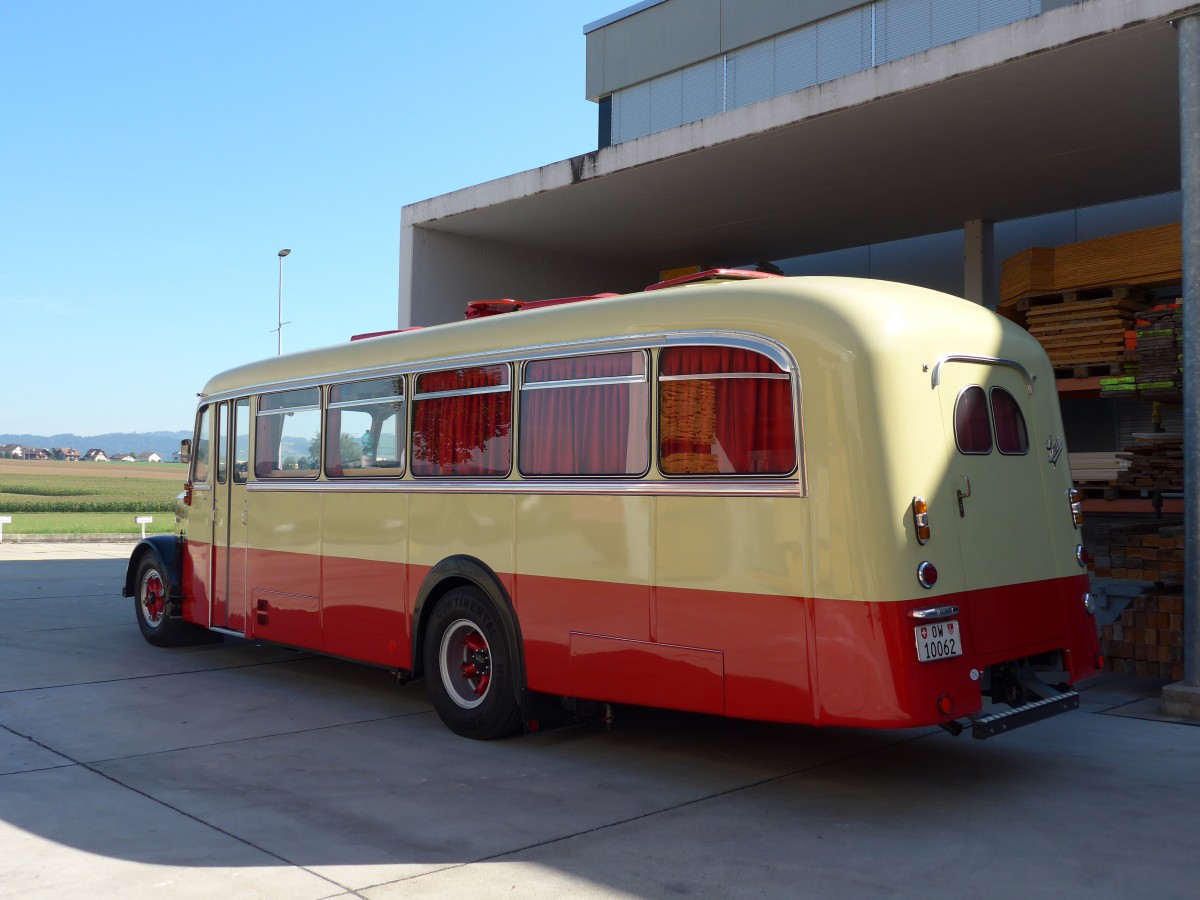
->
(1, 0, 619, 437)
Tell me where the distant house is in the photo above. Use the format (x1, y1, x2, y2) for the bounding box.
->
(52, 448, 80, 462)
(26, 448, 51, 460)
(83, 449, 108, 462)
(110, 453, 136, 462)
(136, 452, 163, 463)
(0, 444, 23, 459)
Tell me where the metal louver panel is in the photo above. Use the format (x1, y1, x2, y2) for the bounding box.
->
(612, 81, 651, 144)
(815, 7, 872, 84)
(775, 26, 818, 95)
(680, 57, 724, 125)
(650, 71, 684, 135)
(876, 0, 933, 66)
(727, 39, 774, 109)
(930, 0, 979, 47)
(980, 0, 1040, 31)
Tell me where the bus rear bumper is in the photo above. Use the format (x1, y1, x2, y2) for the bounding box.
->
(939, 685, 1080, 739)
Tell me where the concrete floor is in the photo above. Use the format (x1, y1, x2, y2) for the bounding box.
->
(1, 542, 1198, 898)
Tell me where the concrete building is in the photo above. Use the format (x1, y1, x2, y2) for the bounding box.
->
(398, 0, 1191, 325)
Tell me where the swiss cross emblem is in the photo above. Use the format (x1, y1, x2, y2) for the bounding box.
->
(920, 626, 928, 639)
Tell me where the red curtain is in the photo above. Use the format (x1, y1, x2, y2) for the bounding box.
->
(412, 365, 511, 476)
(659, 347, 795, 475)
(519, 352, 645, 475)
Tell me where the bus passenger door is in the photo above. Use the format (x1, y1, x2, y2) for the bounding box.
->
(211, 399, 251, 632)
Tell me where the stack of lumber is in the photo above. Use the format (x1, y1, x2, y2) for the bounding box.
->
(1099, 589, 1186, 681)
(1090, 520, 1185, 679)
(1069, 451, 1128, 488)
(1019, 286, 1150, 374)
(1133, 303, 1183, 398)
(1115, 432, 1184, 493)
(999, 222, 1182, 309)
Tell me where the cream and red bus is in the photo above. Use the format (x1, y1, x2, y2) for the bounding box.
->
(124, 272, 1101, 740)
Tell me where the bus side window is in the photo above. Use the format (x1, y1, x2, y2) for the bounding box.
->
(326, 377, 406, 477)
(412, 364, 511, 477)
(519, 351, 648, 476)
(658, 346, 796, 476)
(233, 399, 250, 482)
(193, 405, 211, 483)
(255, 387, 321, 478)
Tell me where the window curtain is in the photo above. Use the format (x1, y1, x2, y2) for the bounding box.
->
(520, 353, 645, 475)
(413, 366, 511, 476)
(660, 347, 795, 474)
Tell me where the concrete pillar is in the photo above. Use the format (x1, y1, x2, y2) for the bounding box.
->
(1163, 13, 1200, 719)
(963, 218, 994, 307)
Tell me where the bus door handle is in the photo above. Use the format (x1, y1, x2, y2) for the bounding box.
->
(956, 476, 972, 518)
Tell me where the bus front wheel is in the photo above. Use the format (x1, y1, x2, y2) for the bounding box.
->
(424, 586, 521, 739)
(134, 555, 172, 647)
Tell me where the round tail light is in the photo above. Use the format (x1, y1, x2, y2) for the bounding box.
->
(917, 561, 938, 589)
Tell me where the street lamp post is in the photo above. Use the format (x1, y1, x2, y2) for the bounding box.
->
(277, 248, 291, 355)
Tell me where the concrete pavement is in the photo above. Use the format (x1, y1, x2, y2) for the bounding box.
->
(1, 542, 1198, 898)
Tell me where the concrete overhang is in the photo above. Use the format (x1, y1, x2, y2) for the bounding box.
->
(401, 0, 1197, 321)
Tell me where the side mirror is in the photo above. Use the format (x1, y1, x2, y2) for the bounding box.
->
(180, 439, 192, 465)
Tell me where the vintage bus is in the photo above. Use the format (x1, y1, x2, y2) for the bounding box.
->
(124, 272, 1101, 740)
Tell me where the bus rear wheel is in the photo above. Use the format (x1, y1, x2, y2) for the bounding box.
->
(424, 586, 521, 739)
(134, 556, 172, 647)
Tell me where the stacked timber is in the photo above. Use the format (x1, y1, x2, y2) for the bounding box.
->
(1069, 451, 1129, 494)
(999, 222, 1182, 313)
(1115, 433, 1184, 493)
(1133, 303, 1183, 399)
(1090, 520, 1185, 680)
(1019, 285, 1150, 375)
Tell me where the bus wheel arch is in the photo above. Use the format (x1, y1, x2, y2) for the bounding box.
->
(417, 571, 520, 739)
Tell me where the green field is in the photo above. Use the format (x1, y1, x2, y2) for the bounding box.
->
(5, 511, 177, 535)
(0, 459, 186, 534)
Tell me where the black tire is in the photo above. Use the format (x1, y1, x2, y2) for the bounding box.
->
(423, 585, 522, 739)
(133, 555, 172, 647)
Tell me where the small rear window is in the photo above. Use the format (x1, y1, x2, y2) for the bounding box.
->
(991, 387, 1029, 455)
(954, 386, 992, 454)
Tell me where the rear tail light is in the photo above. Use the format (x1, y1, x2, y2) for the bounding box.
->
(917, 561, 938, 589)
(183, 481, 193, 506)
(912, 497, 931, 544)
(1068, 488, 1084, 528)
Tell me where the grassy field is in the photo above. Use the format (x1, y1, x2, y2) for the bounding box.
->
(0, 458, 185, 534)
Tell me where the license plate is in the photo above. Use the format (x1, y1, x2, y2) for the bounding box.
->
(914, 620, 962, 662)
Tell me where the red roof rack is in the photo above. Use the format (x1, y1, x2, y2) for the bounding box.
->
(645, 268, 783, 291)
(464, 293, 619, 319)
(350, 327, 423, 341)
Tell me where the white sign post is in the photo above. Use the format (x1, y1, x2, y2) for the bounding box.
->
(0, 515, 11, 543)
(135, 516, 153, 539)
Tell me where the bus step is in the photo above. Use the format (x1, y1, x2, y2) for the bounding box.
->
(971, 690, 1080, 739)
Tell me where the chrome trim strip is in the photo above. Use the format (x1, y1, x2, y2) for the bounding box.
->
(522, 374, 646, 391)
(199, 330, 797, 403)
(209, 626, 246, 638)
(907, 605, 961, 620)
(245, 478, 803, 498)
(930, 355, 1034, 395)
(413, 384, 510, 401)
(192, 482, 212, 492)
(328, 397, 404, 410)
(658, 372, 789, 382)
(258, 405, 319, 416)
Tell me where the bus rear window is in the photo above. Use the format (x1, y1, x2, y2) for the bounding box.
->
(412, 365, 511, 477)
(255, 388, 321, 478)
(991, 387, 1029, 455)
(519, 351, 648, 476)
(954, 386, 992, 454)
(658, 346, 796, 475)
